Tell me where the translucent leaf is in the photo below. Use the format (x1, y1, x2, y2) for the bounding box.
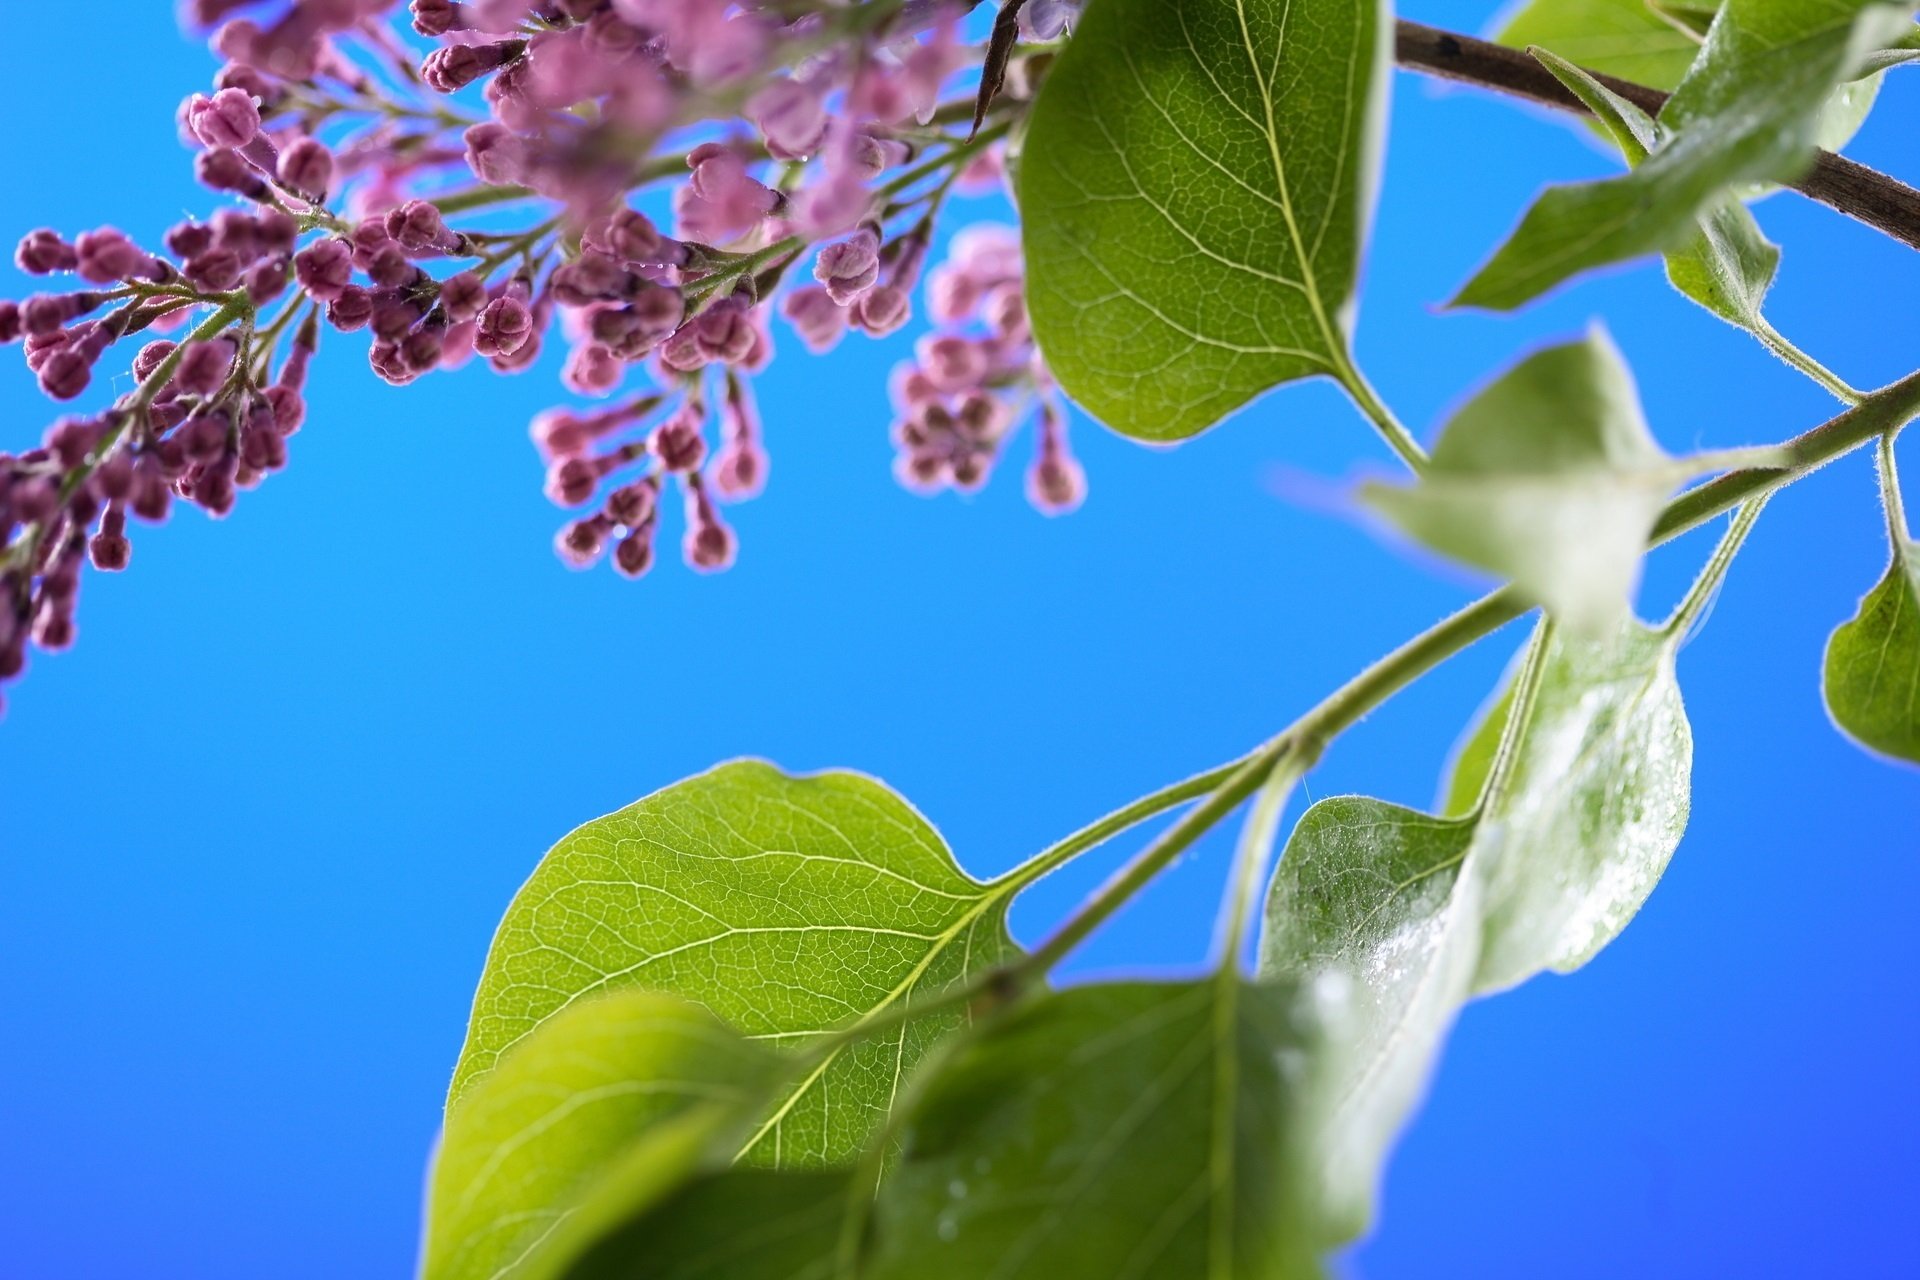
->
(449, 761, 1020, 1169)
(1456, 0, 1915, 310)
(1362, 329, 1676, 634)
(864, 981, 1324, 1279)
(1824, 439, 1920, 763)
(1497, 0, 1704, 89)
(1018, 0, 1390, 441)
(1260, 615, 1693, 1237)
(421, 991, 783, 1280)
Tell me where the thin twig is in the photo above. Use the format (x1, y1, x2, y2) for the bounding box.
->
(1393, 19, 1920, 253)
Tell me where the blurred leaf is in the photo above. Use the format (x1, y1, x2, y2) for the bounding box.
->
(1363, 329, 1676, 634)
(1259, 615, 1692, 1236)
(1824, 439, 1920, 763)
(422, 991, 782, 1280)
(450, 761, 1019, 1169)
(557, 1169, 855, 1280)
(864, 981, 1324, 1279)
(1018, 0, 1389, 440)
(1438, 679, 1513, 817)
(1457, 0, 1916, 310)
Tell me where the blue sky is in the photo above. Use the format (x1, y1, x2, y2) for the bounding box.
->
(2, 4, 1916, 1277)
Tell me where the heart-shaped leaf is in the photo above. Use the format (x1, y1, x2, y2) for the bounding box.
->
(1018, 0, 1390, 441)
(422, 991, 783, 1280)
(450, 761, 1020, 1169)
(1458, 0, 1915, 310)
(863, 980, 1324, 1279)
(1824, 437, 1920, 763)
(1260, 611, 1696, 1237)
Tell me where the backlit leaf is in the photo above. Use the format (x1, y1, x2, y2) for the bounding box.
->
(450, 761, 1020, 1169)
(1497, 0, 1703, 89)
(864, 980, 1324, 1279)
(422, 991, 782, 1280)
(1457, 0, 1915, 310)
(1362, 329, 1676, 634)
(555, 1169, 855, 1280)
(1259, 615, 1693, 1237)
(1824, 438, 1920, 763)
(1019, 0, 1390, 441)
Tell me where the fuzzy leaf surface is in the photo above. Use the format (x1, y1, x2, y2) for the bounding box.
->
(1824, 445, 1920, 762)
(1019, 0, 1389, 440)
(450, 761, 1019, 1169)
(1260, 618, 1692, 1236)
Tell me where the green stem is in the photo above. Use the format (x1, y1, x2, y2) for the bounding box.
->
(1663, 497, 1769, 637)
(1879, 431, 1910, 545)
(1336, 359, 1429, 473)
(431, 184, 535, 216)
(1754, 318, 1863, 406)
(1473, 618, 1553, 818)
(1213, 756, 1302, 968)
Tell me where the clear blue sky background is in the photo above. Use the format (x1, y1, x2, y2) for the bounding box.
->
(3, 4, 1916, 1277)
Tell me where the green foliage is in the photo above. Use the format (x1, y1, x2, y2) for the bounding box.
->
(1496, 0, 1703, 88)
(1363, 329, 1678, 634)
(1457, 0, 1915, 310)
(449, 761, 1019, 1168)
(1825, 437, 1920, 762)
(864, 980, 1323, 1280)
(1259, 610, 1698, 1235)
(1018, 0, 1389, 441)
(421, 991, 783, 1280)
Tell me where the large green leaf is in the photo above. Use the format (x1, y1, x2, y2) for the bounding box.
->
(1457, 0, 1915, 310)
(1260, 615, 1693, 1237)
(450, 761, 1019, 1168)
(863, 980, 1323, 1279)
(1018, 0, 1390, 441)
(1824, 438, 1920, 763)
(1362, 329, 1679, 634)
(422, 991, 783, 1280)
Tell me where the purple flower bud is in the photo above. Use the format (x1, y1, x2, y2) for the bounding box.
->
(439, 272, 488, 323)
(16, 230, 79, 275)
(555, 513, 613, 568)
(247, 257, 290, 305)
(328, 285, 375, 332)
(423, 39, 525, 93)
(371, 295, 427, 342)
(368, 245, 425, 291)
(681, 475, 736, 572)
(475, 295, 534, 358)
(411, 0, 463, 37)
(46, 419, 99, 470)
(613, 525, 655, 578)
(385, 199, 457, 254)
(294, 238, 354, 301)
(649, 413, 707, 473)
(12, 476, 59, 525)
(192, 454, 239, 517)
(852, 285, 910, 337)
(277, 136, 335, 201)
(133, 340, 177, 382)
(74, 229, 158, 284)
(605, 476, 658, 528)
(187, 88, 262, 149)
(0, 301, 20, 345)
(779, 285, 845, 355)
(195, 147, 271, 200)
(563, 342, 623, 396)
(130, 461, 172, 523)
(89, 505, 131, 571)
(174, 339, 236, 398)
(815, 229, 881, 306)
(23, 291, 105, 336)
(463, 122, 530, 186)
(95, 449, 136, 501)
(166, 221, 216, 261)
(38, 325, 111, 401)
(185, 248, 245, 291)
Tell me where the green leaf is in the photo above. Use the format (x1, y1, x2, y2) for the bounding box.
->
(555, 1170, 855, 1280)
(1438, 680, 1513, 818)
(449, 761, 1020, 1169)
(1018, 0, 1390, 441)
(1259, 614, 1693, 1237)
(1824, 438, 1920, 763)
(1362, 329, 1677, 634)
(863, 980, 1323, 1279)
(1497, 0, 1704, 89)
(1456, 0, 1916, 311)
(422, 991, 783, 1280)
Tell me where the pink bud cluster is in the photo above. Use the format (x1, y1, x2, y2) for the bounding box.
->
(3, 0, 1087, 710)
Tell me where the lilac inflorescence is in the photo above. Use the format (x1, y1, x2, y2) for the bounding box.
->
(2, 0, 1087, 711)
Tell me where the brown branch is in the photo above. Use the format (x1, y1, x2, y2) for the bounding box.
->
(1393, 19, 1920, 252)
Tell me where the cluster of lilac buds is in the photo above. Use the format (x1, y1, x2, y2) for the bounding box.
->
(4, 0, 1086, 709)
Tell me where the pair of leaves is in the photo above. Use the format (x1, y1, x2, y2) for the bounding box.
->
(1460, 0, 1918, 310)
(1824, 436, 1920, 762)
(1017, 0, 1390, 441)
(1260, 610, 1697, 1239)
(1363, 328, 1713, 635)
(447, 761, 1019, 1172)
